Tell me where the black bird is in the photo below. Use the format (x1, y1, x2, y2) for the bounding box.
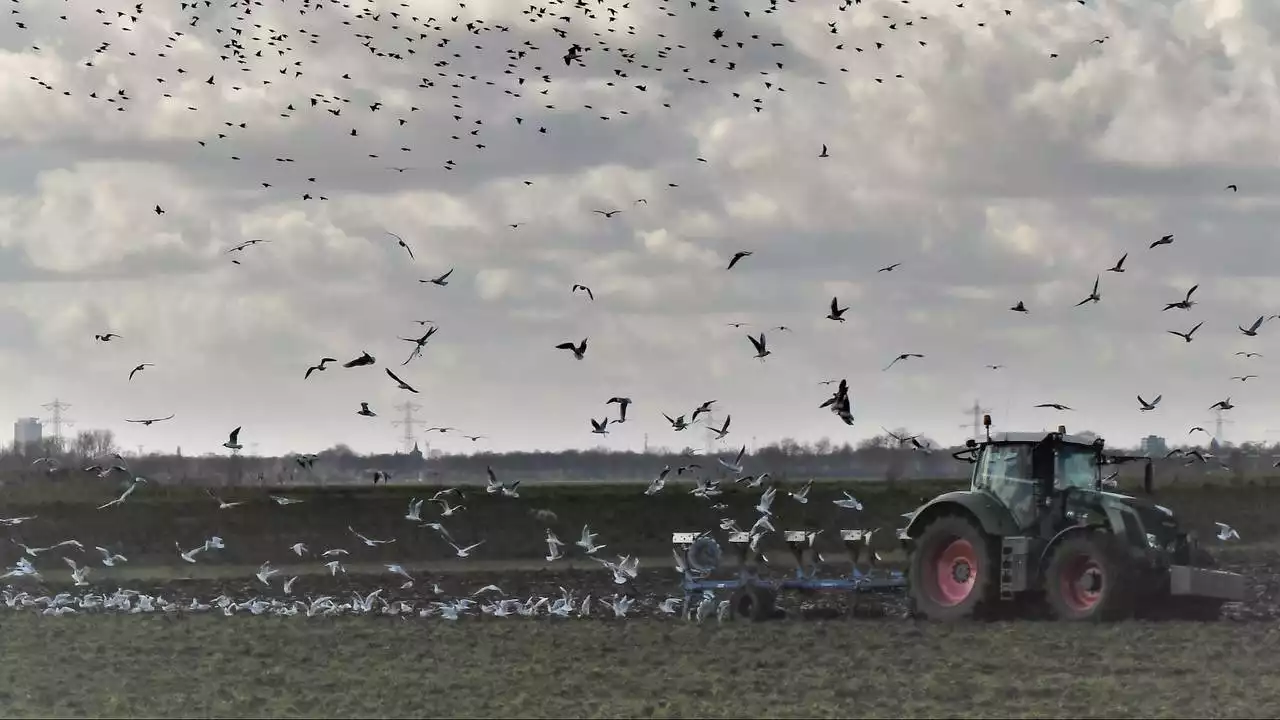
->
(726, 251, 753, 270)
(1150, 234, 1174, 249)
(1167, 321, 1204, 343)
(556, 338, 588, 360)
(571, 284, 594, 301)
(386, 231, 414, 259)
(883, 353, 923, 371)
(304, 357, 339, 379)
(422, 269, 454, 286)
(343, 352, 375, 368)
(1010, 300, 1028, 313)
(606, 396, 632, 423)
(1106, 253, 1127, 273)
(826, 296, 848, 322)
(1163, 285, 1198, 311)
(1075, 275, 1101, 306)
(1239, 316, 1265, 337)
(748, 333, 770, 360)
(385, 368, 418, 393)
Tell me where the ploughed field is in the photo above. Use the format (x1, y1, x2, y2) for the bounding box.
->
(4, 611, 1280, 717)
(5, 477, 1280, 717)
(6, 475, 1280, 565)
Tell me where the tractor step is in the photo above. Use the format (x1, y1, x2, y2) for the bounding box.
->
(1000, 536, 1030, 599)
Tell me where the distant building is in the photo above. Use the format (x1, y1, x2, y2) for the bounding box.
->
(1140, 435, 1168, 457)
(13, 418, 42, 454)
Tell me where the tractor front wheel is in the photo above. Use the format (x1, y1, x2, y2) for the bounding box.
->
(908, 515, 997, 620)
(1044, 532, 1135, 621)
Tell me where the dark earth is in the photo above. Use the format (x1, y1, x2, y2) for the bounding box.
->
(4, 478, 1280, 717)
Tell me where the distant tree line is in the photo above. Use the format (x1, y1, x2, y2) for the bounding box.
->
(0, 428, 1274, 487)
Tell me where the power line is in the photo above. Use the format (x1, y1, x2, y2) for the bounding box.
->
(390, 401, 425, 454)
(961, 399, 991, 443)
(41, 398, 73, 453)
(1212, 408, 1235, 444)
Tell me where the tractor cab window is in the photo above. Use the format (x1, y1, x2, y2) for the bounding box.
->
(1056, 445, 1100, 491)
(975, 444, 1038, 529)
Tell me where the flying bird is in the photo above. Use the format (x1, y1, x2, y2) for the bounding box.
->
(748, 333, 770, 361)
(556, 338, 588, 360)
(1239, 316, 1266, 337)
(1150, 234, 1174, 249)
(304, 357, 339, 379)
(1106, 253, 1127, 273)
(422, 269, 454, 286)
(1137, 395, 1162, 412)
(571, 284, 594, 301)
(343, 352, 376, 368)
(386, 231, 413, 259)
(94, 333, 121, 342)
(385, 369, 418, 393)
(222, 427, 243, 451)
(1075, 276, 1101, 306)
(128, 363, 153, 381)
(883, 353, 923, 371)
(826, 297, 848, 322)
(1167, 321, 1204, 343)
(606, 397, 632, 423)
(126, 415, 175, 426)
(1163, 285, 1198, 311)
(726, 251, 753, 270)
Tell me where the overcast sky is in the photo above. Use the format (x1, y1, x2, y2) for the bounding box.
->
(1, 0, 1278, 457)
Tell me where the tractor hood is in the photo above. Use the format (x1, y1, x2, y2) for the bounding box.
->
(1097, 490, 1182, 543)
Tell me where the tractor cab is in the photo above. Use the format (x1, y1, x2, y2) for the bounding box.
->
(959, 427, 1105, 531)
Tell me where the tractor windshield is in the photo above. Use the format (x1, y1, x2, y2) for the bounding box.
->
(1056, 444, 1100, 490)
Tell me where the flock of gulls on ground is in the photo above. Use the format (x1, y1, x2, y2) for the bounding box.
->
(1, 0, 1255, 619)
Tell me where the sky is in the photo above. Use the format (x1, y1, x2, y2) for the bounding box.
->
(1, 0, 1279, 457)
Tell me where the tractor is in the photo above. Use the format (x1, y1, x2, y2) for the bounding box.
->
(903, 416, 1245, 621)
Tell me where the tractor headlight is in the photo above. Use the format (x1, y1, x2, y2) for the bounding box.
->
(1146, 533, 1160, 549)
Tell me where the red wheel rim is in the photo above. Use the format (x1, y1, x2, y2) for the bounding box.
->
(929, 538, 977, 607)
(1060, 555, 1104, 612)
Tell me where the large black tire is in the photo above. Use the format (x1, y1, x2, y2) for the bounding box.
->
(1044, 532, 1135, 621)
(908, 514, 998, 620)
(731, 584, 777, 622)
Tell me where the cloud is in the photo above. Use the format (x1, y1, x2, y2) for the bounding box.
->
(1, 0, 1279, 456)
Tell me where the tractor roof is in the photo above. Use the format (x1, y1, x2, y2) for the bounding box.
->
(988, 431, 1101, 447)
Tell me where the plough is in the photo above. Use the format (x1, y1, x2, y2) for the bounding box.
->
(672, 528, 908, 621)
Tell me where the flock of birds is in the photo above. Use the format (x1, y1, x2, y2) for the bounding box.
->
(0, 0, 1260, 618)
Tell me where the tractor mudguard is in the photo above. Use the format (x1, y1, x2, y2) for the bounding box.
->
(1038, 522, 1109, 570)
(905, 491, 1021, 539)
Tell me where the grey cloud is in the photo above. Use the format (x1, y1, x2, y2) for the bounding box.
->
(2, 0, 1280, 455)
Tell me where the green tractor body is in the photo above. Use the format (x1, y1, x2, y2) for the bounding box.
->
(903, 426, 1245, 621)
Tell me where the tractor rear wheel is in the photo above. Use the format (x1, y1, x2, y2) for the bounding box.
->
(1044, 532, 1135, 621)
(908, 514, 997, 620)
